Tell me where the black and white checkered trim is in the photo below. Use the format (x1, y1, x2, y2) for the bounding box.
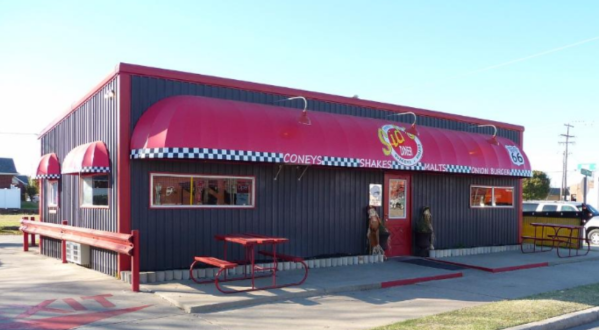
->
(131, 148, 283, 163)
(511, 169, 532, 177)
(391, 162, 425, 171)
(81, 166, 110, 173)
(35, 174, 61, 179)
(321, 156, 361, 168)
(131, 148, 531, 177)
(445, 164, 472, 174)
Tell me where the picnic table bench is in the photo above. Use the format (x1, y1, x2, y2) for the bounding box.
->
(190, 233, 309, 293)
(521, 223, 590, 258)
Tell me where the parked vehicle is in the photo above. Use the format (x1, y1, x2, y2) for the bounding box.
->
(523, 201, 599, 245)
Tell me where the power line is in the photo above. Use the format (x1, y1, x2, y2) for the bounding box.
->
(0, 132, 38, 136)
(405, 34, 599, 91)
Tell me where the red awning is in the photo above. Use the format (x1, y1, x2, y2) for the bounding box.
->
(35, 153, 61, 179)
(130, 96, 532, 177)
(62, 141, 111, 175)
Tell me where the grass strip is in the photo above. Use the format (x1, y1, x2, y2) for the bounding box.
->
(374, 282, 599, 330)
(0, 214, 26, 235)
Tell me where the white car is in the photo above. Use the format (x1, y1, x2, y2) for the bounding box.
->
(523, 201, 599, 245)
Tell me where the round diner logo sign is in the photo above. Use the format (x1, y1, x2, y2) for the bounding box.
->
(378, 124, 424, 166)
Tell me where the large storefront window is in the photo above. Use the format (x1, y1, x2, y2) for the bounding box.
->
(81, 175, 109, 207)
(150, 173, 255, 208)
(46, 180, 59, 207)
(470, 185, 514, 208)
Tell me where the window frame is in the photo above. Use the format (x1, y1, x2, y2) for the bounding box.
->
(46, 179, 59, 207)
(149, 172, 256, 209)
(469, 185, 515, 209)
(79, 174, 110, 209)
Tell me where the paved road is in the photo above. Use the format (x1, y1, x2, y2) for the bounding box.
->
(3, 235, 599, 330)
(569, 320, 599, 330)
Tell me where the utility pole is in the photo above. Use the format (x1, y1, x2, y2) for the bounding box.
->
(559, 124, 575, 201)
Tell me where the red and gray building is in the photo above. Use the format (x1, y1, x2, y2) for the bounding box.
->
(35, 63, 532, 276)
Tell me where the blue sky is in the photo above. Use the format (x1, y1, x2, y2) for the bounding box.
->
(0, 1, 597, 188)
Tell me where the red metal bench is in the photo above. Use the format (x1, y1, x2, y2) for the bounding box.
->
(189, 256, 239, 293)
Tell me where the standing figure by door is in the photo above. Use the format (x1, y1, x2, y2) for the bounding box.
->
(367, 206, 386, 255)
(415, 206, 435, 255)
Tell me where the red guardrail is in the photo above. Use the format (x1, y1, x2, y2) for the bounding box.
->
(20, 219, 140, 292)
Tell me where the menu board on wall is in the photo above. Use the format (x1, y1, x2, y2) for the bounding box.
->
(369, 184, 382, 207)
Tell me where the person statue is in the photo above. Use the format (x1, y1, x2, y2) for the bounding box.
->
(367, 206, 385, 255)
(416, 206, 435, 250)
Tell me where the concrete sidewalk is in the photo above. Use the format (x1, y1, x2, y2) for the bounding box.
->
(146, 246, 599, 314)
(146, 259, 463, 313)
(3, 234, 599, 330)
(432, 247, 599, 273)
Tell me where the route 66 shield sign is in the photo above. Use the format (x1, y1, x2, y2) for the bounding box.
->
(505, 145, 525, 166)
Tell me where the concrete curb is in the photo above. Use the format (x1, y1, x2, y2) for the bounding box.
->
(506, 306, 599, 330)
(152, 272, 463, 313)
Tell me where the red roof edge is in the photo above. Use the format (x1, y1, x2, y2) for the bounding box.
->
(39, 62, 525, 138)
(38, 64, 121, 138)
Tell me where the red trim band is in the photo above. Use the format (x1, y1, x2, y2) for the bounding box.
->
(381, 272, 463, 288)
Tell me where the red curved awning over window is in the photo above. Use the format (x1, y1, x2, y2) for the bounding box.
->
(36, 153, 61, 179)
(62, 141, 111, 175)
(130, 96, 532, 177)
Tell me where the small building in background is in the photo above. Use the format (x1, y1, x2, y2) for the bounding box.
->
(0, 158, 19, 189)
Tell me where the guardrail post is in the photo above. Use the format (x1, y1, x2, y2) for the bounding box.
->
(30, 217, 36, 246)
(131, 230, 140, 292)
(23, 217, 29, 252)
(61, 220, 68, 264)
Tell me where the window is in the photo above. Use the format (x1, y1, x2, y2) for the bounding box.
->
(150, 173, 255, 208)
(541, 204, 558, 212)
(470, 185, 514, 208)
(523, 203, 538, 212)
(561, 205, 577, 212)
(46, 180, 58, 207)
(388, 179, 407, 219)
(81, 175, 109, 207)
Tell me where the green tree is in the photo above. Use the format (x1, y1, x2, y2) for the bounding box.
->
(27, 177, 39, 201)
(523, 170, 551, 200)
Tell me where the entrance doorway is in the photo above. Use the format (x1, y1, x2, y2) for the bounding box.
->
(384, 173, 412, 257)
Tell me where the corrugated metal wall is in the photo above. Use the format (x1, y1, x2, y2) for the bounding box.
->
(131, 160, 382, 271)
(39, 78, 120, 276)
(129, 74, 524, 271)
(412, 173, 520, 248)
(129, 76, 520, 144)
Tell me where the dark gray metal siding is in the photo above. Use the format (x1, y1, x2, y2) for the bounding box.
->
(411, 173, 520, 249)
(129, 76, 521, 144)
(129, 75, 524, 270)
(131, 160, 382, 271)
(40, 78, 120, 276)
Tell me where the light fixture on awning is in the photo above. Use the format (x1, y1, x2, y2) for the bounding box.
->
(474, 124, 499, 145)
(389, 111, 418, 136)
(279, 96, 311, 125)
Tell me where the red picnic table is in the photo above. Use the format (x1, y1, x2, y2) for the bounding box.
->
(190, 233, 309, 293)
